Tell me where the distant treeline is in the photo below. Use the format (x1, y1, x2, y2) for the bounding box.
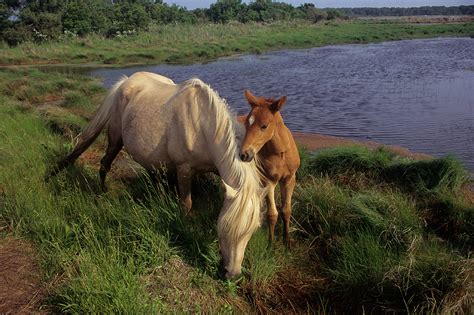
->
(339, 5, 474, 17)
(1, 0, 343, 45)
(1, 1, 472, 46)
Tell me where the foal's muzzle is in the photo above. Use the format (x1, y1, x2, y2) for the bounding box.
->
(240, 150, 254, 162)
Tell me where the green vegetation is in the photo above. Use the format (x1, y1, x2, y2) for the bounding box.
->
(1, 20, 473, 66)
(2, 1, 472, 46)
(1, 1, 472, 65)
(339, 5, 474, 17)
(1, 68, 472, 313)
(0, 0, 340, 45)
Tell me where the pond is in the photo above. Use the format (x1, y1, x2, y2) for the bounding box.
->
(87, 37, 474, 172)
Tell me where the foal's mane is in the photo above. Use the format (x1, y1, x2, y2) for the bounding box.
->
(178, 79, 263, 242)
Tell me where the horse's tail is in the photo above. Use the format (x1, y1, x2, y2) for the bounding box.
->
(52, 76, 128, 174)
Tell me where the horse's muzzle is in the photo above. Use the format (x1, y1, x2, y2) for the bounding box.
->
(225, 269, 241, 280)
(240, 150, 254, 162)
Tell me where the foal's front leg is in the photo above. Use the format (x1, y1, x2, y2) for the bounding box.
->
(266, 182, 278, 245)
(177, 164, 193, 212)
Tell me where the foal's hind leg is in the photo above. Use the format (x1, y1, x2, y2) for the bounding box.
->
(99, 130, 123, 190)
(280, 174, 296, 249)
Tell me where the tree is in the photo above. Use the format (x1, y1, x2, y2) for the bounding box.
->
(152, 4, 197, 24)
(0, 3, 10, 31)
(62, 1, 113, 36)
(18, 6, 63, 41)
(326, 9, 343, 20)
(110, 1, 151, 34)
(208, 0, 245, 23)
(299, 4, 327, 23)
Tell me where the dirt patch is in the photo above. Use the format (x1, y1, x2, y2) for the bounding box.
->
(0, 236, 45, 314)
(292, 131, 432, 160)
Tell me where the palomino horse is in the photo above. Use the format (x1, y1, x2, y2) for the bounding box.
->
(239, 90, 300, 247)
(55, 72, 263, 279)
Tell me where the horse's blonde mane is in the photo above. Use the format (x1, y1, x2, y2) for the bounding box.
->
(179, 78, 263, 244)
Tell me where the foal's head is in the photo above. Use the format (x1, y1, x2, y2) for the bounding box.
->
(240, 90, 287, 162)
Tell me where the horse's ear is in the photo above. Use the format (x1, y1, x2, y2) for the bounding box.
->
(269, 96, 287, 113)
(244, 90, 259, 108)
(222, 180, 238, 199)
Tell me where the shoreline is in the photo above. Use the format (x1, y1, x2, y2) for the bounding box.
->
(292, 131, 432, 160)
(2, 35, 472, 70)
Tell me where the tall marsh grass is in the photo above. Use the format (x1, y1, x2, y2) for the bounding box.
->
(1, 21, 473, 66)
(293, 146, 472, 312)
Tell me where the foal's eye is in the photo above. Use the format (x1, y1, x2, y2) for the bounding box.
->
(261, 124, 268, 130)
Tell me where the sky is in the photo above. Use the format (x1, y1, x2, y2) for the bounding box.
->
(164, 1, 474, 9)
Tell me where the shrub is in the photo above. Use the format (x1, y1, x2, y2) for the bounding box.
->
(62, 1, 113, 36)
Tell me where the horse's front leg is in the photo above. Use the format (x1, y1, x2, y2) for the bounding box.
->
(280, 174, 296, 249)
(266, 182, 278, 246)
(177, 164, 193, 212)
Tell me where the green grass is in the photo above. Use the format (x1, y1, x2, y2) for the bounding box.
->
(1, 20, 473, 66)
(1, 67, 473, 312)
(293, 147, 472, 312)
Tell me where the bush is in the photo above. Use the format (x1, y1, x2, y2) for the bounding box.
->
(109, 2, 151, 35)
(208, 0, 245, 23)
(20, 9, 63, 41)
(307, 147, 468, 194)
(326, 9, 343, 20)
(62, 1, 113, 36)
(151, 4, 197, 24)
(299, 4, 327, 23)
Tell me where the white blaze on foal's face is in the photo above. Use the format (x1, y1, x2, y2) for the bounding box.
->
(248, 115, 255, 126)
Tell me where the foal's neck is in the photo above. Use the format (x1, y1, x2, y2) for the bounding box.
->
(263, 113, 289, 155)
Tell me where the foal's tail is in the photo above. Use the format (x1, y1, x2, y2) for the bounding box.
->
(51, 77, 128, 175)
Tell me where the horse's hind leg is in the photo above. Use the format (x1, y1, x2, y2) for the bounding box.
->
(99, 129, 123, 189)
(280, 174, 296, 249)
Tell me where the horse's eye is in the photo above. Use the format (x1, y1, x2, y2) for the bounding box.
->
(261, 124, 268, 130)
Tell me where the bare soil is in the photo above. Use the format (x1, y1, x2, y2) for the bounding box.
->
(0, 236, 45, 314)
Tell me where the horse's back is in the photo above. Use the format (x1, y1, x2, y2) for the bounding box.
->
(116, 73, 217, 172)
(117, 72, 180, 169)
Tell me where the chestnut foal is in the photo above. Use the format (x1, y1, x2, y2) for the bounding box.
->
(239, 90, 300, 247)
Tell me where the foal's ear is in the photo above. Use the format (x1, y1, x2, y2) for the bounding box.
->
(269, 96, 287, 113)
(244, 90, 259, 107)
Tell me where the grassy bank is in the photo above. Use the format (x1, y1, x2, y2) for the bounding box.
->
(1, 68, 473, 313)
(1, 20, 473, 66)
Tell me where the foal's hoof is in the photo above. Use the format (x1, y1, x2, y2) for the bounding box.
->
(285, 238, 295, 250)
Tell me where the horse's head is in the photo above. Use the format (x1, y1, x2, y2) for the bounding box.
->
(240, 90, 287, 162)
(218, 179, 261, 279)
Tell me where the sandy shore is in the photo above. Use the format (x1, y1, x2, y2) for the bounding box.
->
(292, 131, 432, 160)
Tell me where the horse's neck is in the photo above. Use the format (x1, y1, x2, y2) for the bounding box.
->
(204, 106, 242, 188)
(263, 113, 290, 155)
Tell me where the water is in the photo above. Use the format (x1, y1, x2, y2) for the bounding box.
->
(87, 37, 474, 172)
